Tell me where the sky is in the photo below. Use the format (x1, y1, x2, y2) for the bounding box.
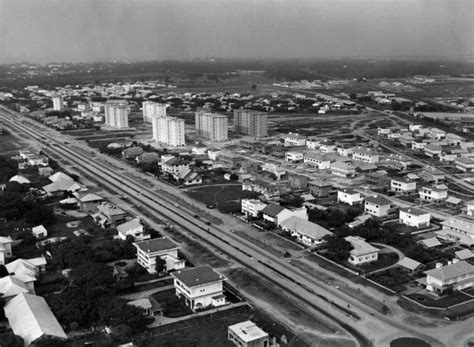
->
(0, 0, 472, 64)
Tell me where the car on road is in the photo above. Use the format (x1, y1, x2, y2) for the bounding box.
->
(206, 204, 215, 209)
(205, 221, 211, 225)
(194, 214, 199, 219)
(174, 203, 180, 208)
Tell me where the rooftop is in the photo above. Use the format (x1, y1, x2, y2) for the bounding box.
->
(398, 257, 422, 271)
(228, 321, 269, 342)
(365, 195, 391, 206)
(280, 216, 333, 241)
(345, 236, 379, 256)
(171, 265, 225, 288)
(134, 237, 179, 254)
(425, 261, 474, 281)
(261, 203, 286, 217)
(400, 207, 429, 216)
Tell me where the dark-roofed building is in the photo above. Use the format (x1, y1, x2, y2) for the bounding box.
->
(399, 207, 430, 228)
(134, 237, 185, 274)
(364, 195, 391, 217)
(309, 180, 333, 198)
(171, 265, 227, 311)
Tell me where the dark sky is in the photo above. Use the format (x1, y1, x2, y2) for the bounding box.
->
(0, 0, 472, 63)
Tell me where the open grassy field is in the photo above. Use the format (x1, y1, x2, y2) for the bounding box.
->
(404, 81, 474, 98)
(0, 131, 27, 154)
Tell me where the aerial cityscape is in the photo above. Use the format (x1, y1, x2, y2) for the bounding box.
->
(0, 1, 473, 346)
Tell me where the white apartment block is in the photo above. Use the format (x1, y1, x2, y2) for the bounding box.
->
(233, 109, 268, 137)
(142, 101, 167, 122)
(419, 185, 448, 203)
(286, 151, 303, 163)
(241, 199, 267, 218)
(152, 116, 186, 147)
(319, 141, 337, 153)
(134, 237, 185, 274)
(52, 95, 64, 111)
(171, 266, 227, 311)
(399, 208, 430, 228)
(195, 111, 228, 141)
(104, 101, 129, 129)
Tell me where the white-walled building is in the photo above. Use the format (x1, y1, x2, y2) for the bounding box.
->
(104, 101, 129, 129)
(331, 161, 356, 178)
(303, 152, 331, 169)
(152, 116, 186, 147)
(364, 195, 391, 217)
(280, 216, 333, 247)
(241, 199, 267, 218)
(134, 237, 185, 274)
(399, 207, 431, 228)
(52, 94, 64, 111)
(419, 185, 448, 203)
(467, 200, 474, 216)
(32, 225, 48, 239)
(234, 109, 268, 137)
(195, 111, 228, 141)
(116, 218, 149, 241)
(425, 260, 474, 293)
(391, 178, 417, 194)
(345, 236, 379, 266)
(352, 146, 380, 163)
(284, 133, 306, 146)
(171, 265, 227, 311)
(286, 151, 303, 163)
(0, 236, 14, 265)
(261, 204, 308, 226)
(337, 188, 363, 206)
(142, 101, 167, 122)
(228, 321, 269, 347)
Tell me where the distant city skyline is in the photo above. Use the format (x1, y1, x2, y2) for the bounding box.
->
(0, 0, 472, 64)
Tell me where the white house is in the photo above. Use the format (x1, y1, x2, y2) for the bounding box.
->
(399, 207, 431, 228)
(241, 199, 267, 218)
(171, 265, 227, 311)
(116, 218, 149, 241)
(345, 236, 379, 266)
(425, 260, 474, 293)
(284, 133, 306, 146)
(0, 236, 13, 265)
(437, 218, 474, 247)
(390, 178, 417, 194)
(285, 151, 304, 163)
(364, 195, 391, 217)
(331, 161, 356, 178)
(261, 204, 308, 226)
(280, 216, 333, 247)
(455, 156, 474, 172)
(319, 141, 337, 153)
(228, 321, 269, 347)
(32, 225, 48, 239)
(303, 152, 331, 169)
(419, 184, 448, 203)
(467, 200, 474, 216)
(337, 188, 363, 206)
(352, 146, 380, 163)
(134, 237, 185, 274)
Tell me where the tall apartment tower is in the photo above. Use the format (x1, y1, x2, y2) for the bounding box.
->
(195, 110, 228, 142)
(152, 116, 186, 147)
(104, 101, 129, 129)
(233, 109, 268, 137)
(142, 101, 167, 122)
(52, 95, 64, 111)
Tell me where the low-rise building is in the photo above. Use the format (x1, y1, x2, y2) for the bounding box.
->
(284, 133, 306, 146)
(285, 151, 304, 163)
(309, 180, 332, 198)
(117, 218, 149, 241)
(419, 184, 448, 203)
(303, 152, 331, 169)
(437, 218, 474, 247)
(399, 207, 430, 228)
(419, 166, 445, 184)
(0, 236, 14, 265)
(94, 202, 127, 227)
(352, 146, 380, 163)
(397, 257, 424, 274)
(455, 156, 474, 172)
(345, 236, 379, 266)
(425, 260, 474, 293)
(32, 225, 48, 239)
(261, 204, 307, 226)
(337, 188, 363, 206)
(74, 192, 104, 212)
(319, 141, 337, 153)
(280, 216, 333, 247)
(241, 199, 267, 218)
(364, 195, 391, 217)
(467, 200, 474, 216)
(228, 321, 269, 347)
(331, 161, 356, 178)
(171, 265, 227, 311)
(134, 237, 185, 274)
(391, 178, 417, 194)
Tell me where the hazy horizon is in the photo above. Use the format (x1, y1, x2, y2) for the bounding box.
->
(0, 0, 472, 64)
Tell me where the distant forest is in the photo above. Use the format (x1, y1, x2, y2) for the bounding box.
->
(1, 59, 474, 88)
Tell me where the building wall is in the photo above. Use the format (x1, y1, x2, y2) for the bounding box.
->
(349, 251, 378, 265)
(399, 211, 430, 228)
(174, 279, 224, 310)
(196, 111, 228, 141)
(105, 104, 129, 129)
(364, 202, 390, 217)
(234, 110, 268, 137)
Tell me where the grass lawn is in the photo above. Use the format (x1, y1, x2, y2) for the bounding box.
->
(0, 132, 27, 154)
(151, 288, 194, 318)
(355, 252, 400, 274)
(186, 184, 259, 213)
(406, 291, 472, 309)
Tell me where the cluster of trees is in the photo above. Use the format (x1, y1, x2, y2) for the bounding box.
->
(0, 157, 17, 183)
(308, 207, 361, 229)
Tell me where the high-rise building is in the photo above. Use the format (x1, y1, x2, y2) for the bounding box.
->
(104, 100, 129, 129)
(152, 116, 186, 147)
(52, 95, 64, 111)
(142, 101, 167, 122)
(195, 110, 228, 142)
(233, 109, 268, 137)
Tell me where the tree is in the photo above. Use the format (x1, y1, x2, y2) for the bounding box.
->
(70, 262, 114, 288)
(155, 257, 167, 274)
(0, 333, 24, 347)
(32, 336, 69, 347)
(46, 239, 96, 269)
(97, 297, 147, 336)
(324, 235, 353, 262)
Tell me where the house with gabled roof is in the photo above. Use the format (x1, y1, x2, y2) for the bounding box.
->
(280, 216, 333, 247)
(117, 218, 149, 241)
(261, 203, 307, 226)
(397, 257, 424, 274)
(424, 260, 474, 293)
(345, 236, 379, 266)
(337, 188, 363, 206)
(399, 207, 430, 228)
(74, 191, 104, 212)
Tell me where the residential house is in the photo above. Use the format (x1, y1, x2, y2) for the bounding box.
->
(412, 140, 427, 150)
(161, 157, 190, 175)
(352, 146, 380, 163)
(0, 276, 32, 300)
(365, 172, 391, 187)
(345, 236, 379, 266)
(337, 188, 363, 206)
(424, 260, 474, 293)
(136, 152, 159, 165)
(280, 216, 333, 247)
(48, 171, 73, 183)
(399, 208, 431, 228)
(391, 178, 417, 194)
(455, 249, 474, 261)
(437, 218, 474, 247)
(364, 195, 391, 217)
(74, 192, 104, 212)
(331, 161, 356, 178)
(94, 202, 127, 227)
(423, 144, 443, 158)
(309, 180, 333, 198)
(397, 257, 424, 274)
(319, 141, 337, 153)
(9, 175, 31, 185)
(455, 156, 474, 172)
(419, 184, 448, 203)
(261, 204, 308, 226)
(243, 180, 280, 200)
(171, 265, 227, 311)
(134, 237, 185, 274)
(419, 237, 442, 249)
(288, 174, 309, 189)
(0, 236, 14, 265)
(337, 145, 354, 158)
(261, 163, 286, 180)
(303, 152, 331, 169)
(128, 297, 163, 317)
(284, 133, 306, 146)
(419, 166, 445, 183)
(43, 179, 81, 196)
(241, 199, 267, 218)
(219, 152, 245, 168)
(384, 153, 412, 169)
(467, 200, 474, 216)
(228, 321, 269, 347)
(117, 218, 149, 241)
(4, 293, 68, 345)
(32, 225, 48, 239)
(286, 151, 304, 163)
(6, 257, 47, 276)
(306, 138, 322, 150)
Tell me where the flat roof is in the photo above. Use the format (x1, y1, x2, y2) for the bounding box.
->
(425, 261, 474, 281)
(171, 265, 225, 288)
(134, 237, 179, 253)
(228, 321, 268, 342)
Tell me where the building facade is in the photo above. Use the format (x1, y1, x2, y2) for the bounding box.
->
(104, 101, 129, 129)
(142, 101, 167, 122)
(233, 110, 268, 137)
(152, 116, 186, 147)
(52, 95, 64, 111)
(195, 110, 228, 141)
